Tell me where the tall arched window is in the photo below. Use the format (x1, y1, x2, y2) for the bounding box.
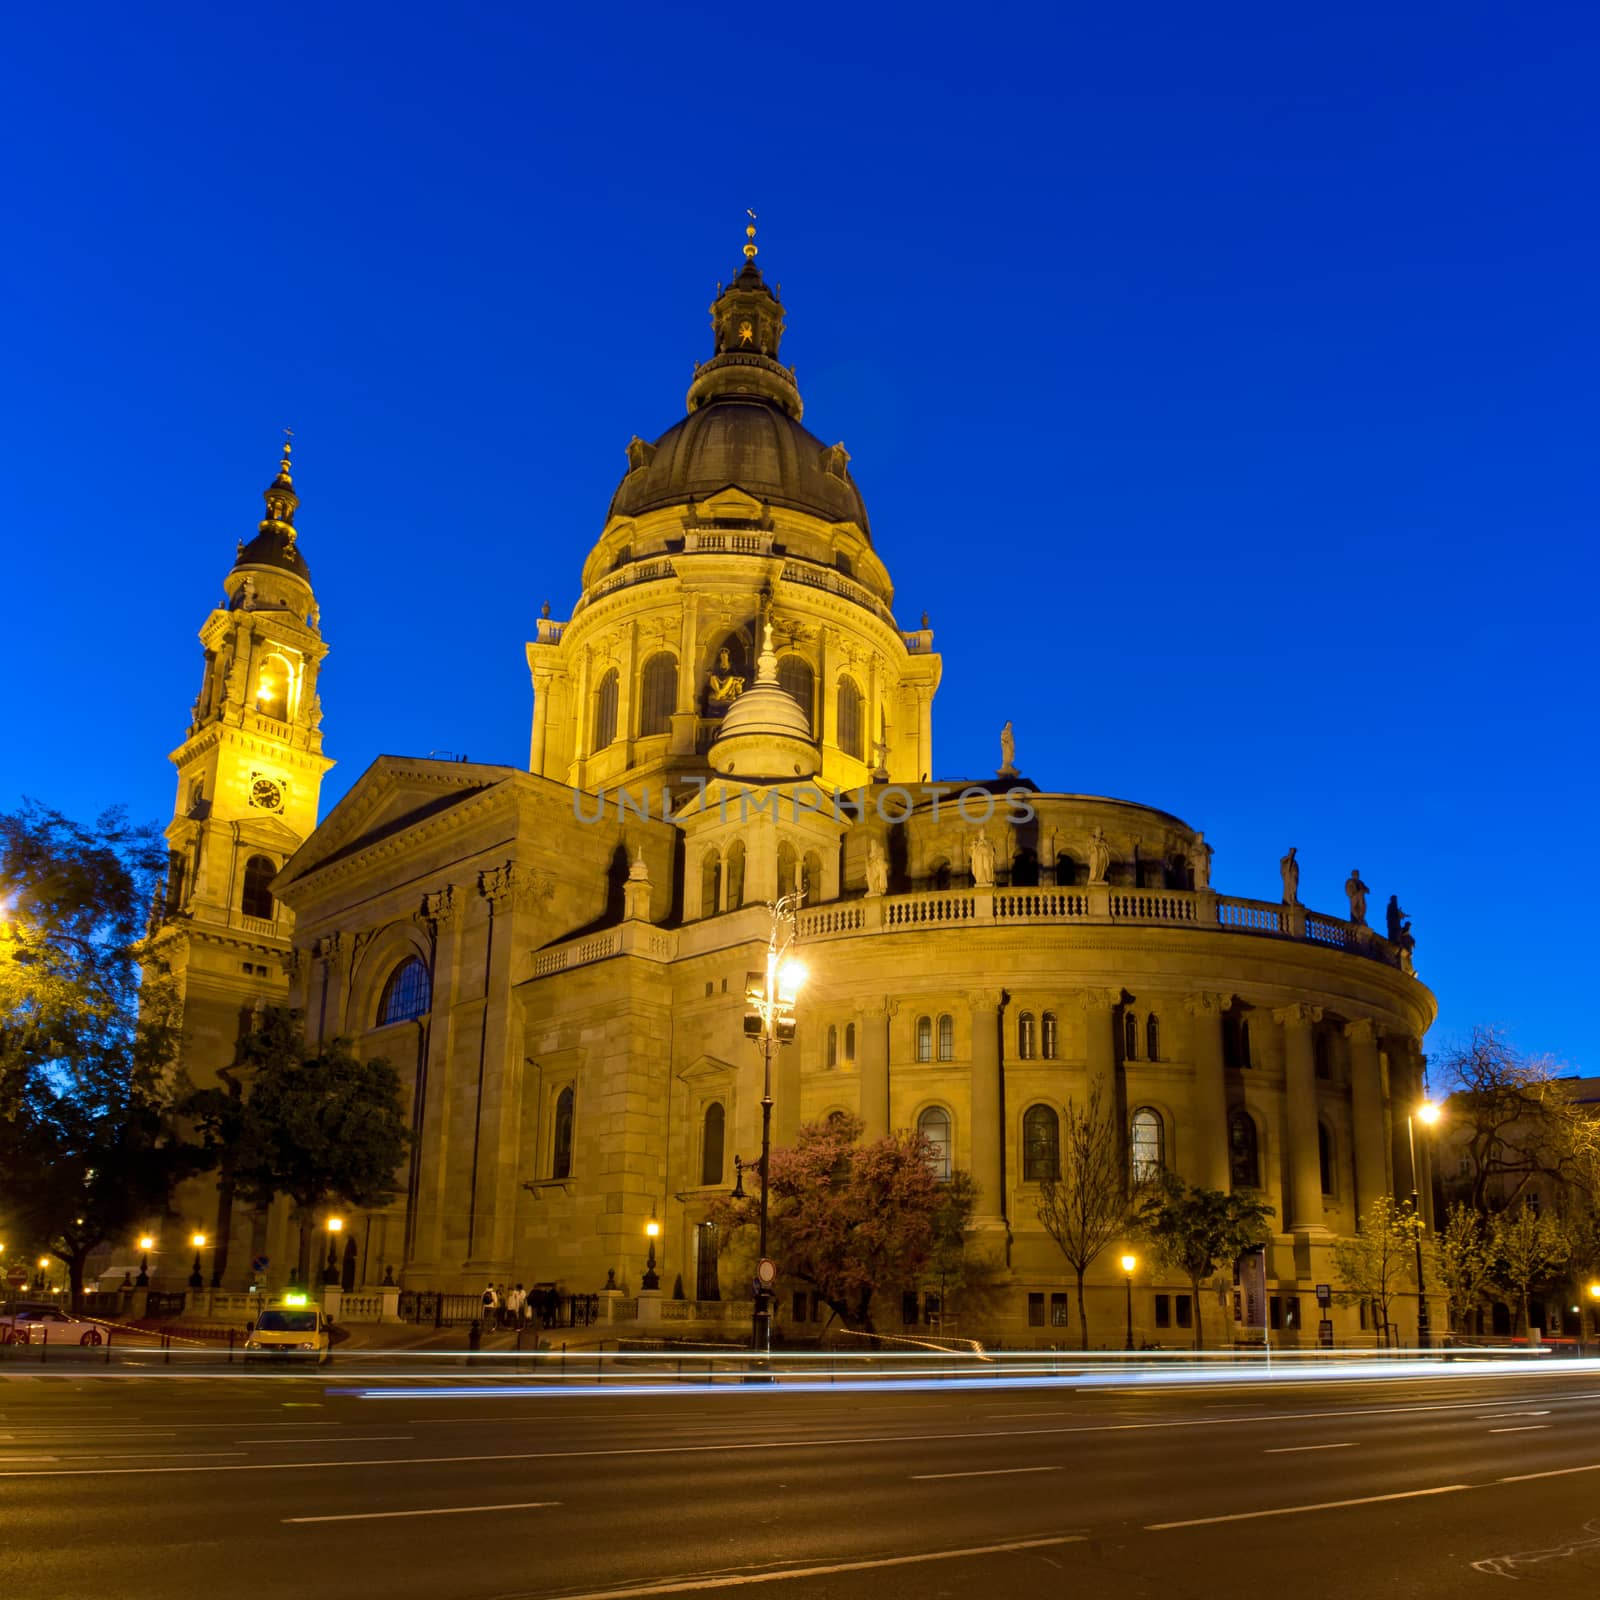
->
(1017, 1012, 1036, 1060)
(1146, 1013, 1161, 1062)
(844, 1022, 856, 1065)
(700, 848, 721, 917)
(1123, 1011, 1139, 1061)
(826, 1024, 839, 1069)
(937, 1013, 954, 1061)
(241, 855, 276, 920)
(638, 652, 677, 737)
(1023, 1104, 1060, 1181)
(1318, 1121, 1334, 1196)
(836, 675, 864, 760)
(593, 667, 619, 750)
(701, 1101, 725, 1186)
(777, 655, 816, 734)
(377, 955, 430, 1025)
(552, 1086, 575, 1180)
(1229, 1108, 1260, 1189)
(255, 653, 291, 721)
(918, 1106, 951, 1180)
(802, 850, 822, 906)
(1041, 1012, 1058, 1060)
(777, 841, 797, 900)
(1056, 854, 1082, 886)
(725, 840, 746, 911)
(915, 1015, 932, 1062)
(1131, 1107, 1165, 1184)
(930, 858, 952, 891)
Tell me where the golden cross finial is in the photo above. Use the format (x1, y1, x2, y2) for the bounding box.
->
(744, 208, 758, 261)
(280, 427, 294, 477)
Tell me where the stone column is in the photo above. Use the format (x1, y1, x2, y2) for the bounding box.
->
(1345, 1018, 1388, 1220)
(968, 989, 1005, 1226)
(529, 670, 551, 773)
(669, 593, 699, 755)
(1183, 992, 1232, 1191)
(857, 999, 894, 1141)
(1081, 988, 1122, 1119)
(316, 932, 349, 1045)
(1275, 1003, 1325, 1232)
(408, 886, 461, 1274)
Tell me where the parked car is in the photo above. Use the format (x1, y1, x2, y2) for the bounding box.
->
(243, 1305, 332, 1363)
(0, 1302, 107, 1346)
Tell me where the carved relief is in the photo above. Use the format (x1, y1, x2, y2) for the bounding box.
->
(418, 885, 460, 933)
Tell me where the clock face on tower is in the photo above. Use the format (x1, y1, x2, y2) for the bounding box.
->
(250, 776, 285, 813)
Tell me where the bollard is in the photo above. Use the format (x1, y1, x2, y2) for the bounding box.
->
(164, 1332, 171, 1366)
(40, 1326, 48, 1365)
(227, 1327, 235, 1365)
(105, 1327, 113, 1366)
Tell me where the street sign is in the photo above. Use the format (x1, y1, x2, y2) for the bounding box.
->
(1314, 1283, 1332, 1307)
(5, 1267, 27, 1288)
(1318, 1319, 1335, 1348)
(756, 1258, 776, 1286)
(252, 1256, 270, 1273)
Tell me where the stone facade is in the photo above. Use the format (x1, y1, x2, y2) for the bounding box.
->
(153, 235, 1437, 1345)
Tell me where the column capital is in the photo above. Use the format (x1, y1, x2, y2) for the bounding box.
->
(417, 884, 461, 934)
(1343, 1016, 1378, 1045)
(855, 997, 900, 1021)
(1078, 986, 1124, 1011)
(1182, 991, 1234, 1017)
(1272, 1002, 1324, 1027)
(969, 988, 1004, 1014)
(316, 931, 347, 969)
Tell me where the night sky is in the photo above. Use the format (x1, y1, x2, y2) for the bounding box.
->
(3, 2, 1595, 1068)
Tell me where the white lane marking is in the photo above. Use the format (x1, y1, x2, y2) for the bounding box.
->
(912, 1466, 1062, 1481)
(1489, 1425, 1550, 1434)
(1478, 1410, 1551, 1419)
(238, 1436, 414, 1445)
(284, 1500, 560, 1524)
(500, 1536, 1088, 1599)
(1264, 1443, 1355, 1454)
(0, 1456, 57, 1463)
(1149, 1484, 1473, 1530)
(1501, 1462, 1600, 1483)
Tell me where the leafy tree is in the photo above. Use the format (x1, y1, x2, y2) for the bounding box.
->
(918, 1169, 982, 1326)
(1491, 1202, 1569, 1335)
(1033, 1085, 1130, 1349)
(1133, 1174, 1274, 1350)
(706, 1113, 975, 1333)
(0, 803, 196, 1309)
(207, 1008, 411, 1282)
(1432, 1202, 1493, 1335)
(1331, 1196, 1424, 1344)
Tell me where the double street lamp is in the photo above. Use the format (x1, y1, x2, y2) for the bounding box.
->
(1407, 1100, 1441, 1351)
(738, 893, 807, 1355)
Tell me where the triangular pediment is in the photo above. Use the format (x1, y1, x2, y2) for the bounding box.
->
(678, 1052, 740, 1085)
(701, 487, 765, 521)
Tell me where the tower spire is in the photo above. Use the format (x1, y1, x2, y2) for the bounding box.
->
(744, 208, 758, 263)
(262, 430, 299, 535)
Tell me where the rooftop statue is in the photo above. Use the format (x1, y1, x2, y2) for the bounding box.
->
(1345, 868, 1370, 927)
(1088, 827, 1112, 885)
(968, 830, 996, 888)
(1280, 846, 1299, 905)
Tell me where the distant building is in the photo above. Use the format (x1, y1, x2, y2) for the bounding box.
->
(150, 230, 1436, 1344)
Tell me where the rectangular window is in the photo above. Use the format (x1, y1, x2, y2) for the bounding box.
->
(1028, 1292, 1045, 1328)
(923, 1293, 941, 1326)
(1270, 1296, 1282, 1331)
(792, 1291, 807, 1323)
(1154, 1294, 1171, 1328)
(1233, 1291, 1242, 1323)
(902, 1291, 919, 1326)
(1176, 1295, 1192, 1329)
(1282, 1296, 1301, 1330)
(1050, 1293, 1070, 1327)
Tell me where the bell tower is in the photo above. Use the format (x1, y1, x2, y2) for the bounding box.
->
(154, 439, 334, 1083)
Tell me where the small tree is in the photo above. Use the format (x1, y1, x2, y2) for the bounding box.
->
(1332, 1196, 1423, 1344)
(1491, 1202, 1569, 1335)
(1134, 1173, 1274, 1350)
(706, 1114, 975, 1333)
(1034, 1085, 1130, 1349)
(1432, 1202, 1493, 1335)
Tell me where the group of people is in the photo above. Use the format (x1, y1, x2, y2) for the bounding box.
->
(479, 1282, 600, 1330)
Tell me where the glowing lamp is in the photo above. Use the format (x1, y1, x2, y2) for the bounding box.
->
(138, 1236, 155, 1251)
(1120, 1253, 1137, 1274)
(1415, 1101, 1441, 1126)
(38, 1256, 50, 1269)
(1589, 1283, 1600, 1301)
(776, 958, 807, 1005)
(191, 1232, 207, 1248)
(645, 1219, 661, 1238)
(326, 1216, 344, 1233)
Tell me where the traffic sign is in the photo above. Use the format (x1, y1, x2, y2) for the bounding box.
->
(756, 1258, 776, 1286)
(1314, 1283, 1332, 1307)
(252, 1256, 270, 1273)
(5, 1267, 27, 1288)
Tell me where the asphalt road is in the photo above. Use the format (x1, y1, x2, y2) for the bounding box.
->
(6, 1356, 1600, 1599)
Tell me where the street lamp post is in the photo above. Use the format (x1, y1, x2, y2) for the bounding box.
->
(137, 1235, 155, 1288)
(1121, 1253, 1137, 1351)
(741, 893, 806, 1355)
(324, 1217, 344, 1286)
(188, 1233, 207, 1290)
(642, 1218, 661, 1291)
(1407, 1101, 1440, 1351)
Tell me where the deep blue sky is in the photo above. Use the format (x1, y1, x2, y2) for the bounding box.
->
(2, 3, 1595, 1069)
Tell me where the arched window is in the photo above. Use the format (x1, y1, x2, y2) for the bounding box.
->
(937, 1013, 954, 1062)
(1146, 1013, 1161, 1062)
(1018, 1012, 1036, 1060)
(826, 1024, 839, 1069)
(1131, 1108, 1165, 1184)
(255, 653, 291, 721)
(1225, 1014, 1252, 1069)
(1011, 850, 1039, 887)
(700, 848, 721, 917)
(638, 652, 677, 737)
(918, 1106, 952, 1181)
(777, 655, 816, 734)
(593, 667, 619, 750)
(1041, 1012, 1058, 1060)
(725, 840, 746, 912)
(1123, 1011, 1139, 1061)
(915, 1015, 932, 1062)
(777, 841, 797, 900)
(1055, 854, 1080, 886)
(377, 955, 430, 1025)
(552, 1086, 575, 1180)
(844, 1022, 856, 1065)
(836, 675, 864, 760)
(1229, 1109, 1260, 1189)
(1023, 1105, 1060, 1181)
(701, 1102, 725, 1186)
(1318, 1122, 1334, 1196)
(930, 858, 951, 891)
(241, 855, 276, 920)
(802, 850, 821, 906)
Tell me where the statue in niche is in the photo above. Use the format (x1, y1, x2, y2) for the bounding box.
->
(1190, 831, 1213, 890)
(1280, 846, 1300, 905)
(968, 831, 996, 888)
(1087, 827, 1112, 885)
(706, 644, 746, 706)
(1345, 868, 1370, 926)
(865, 839, 889, 897)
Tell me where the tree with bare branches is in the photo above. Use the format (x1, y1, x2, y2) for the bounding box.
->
(1332, 1196, 1423, 1345)
(1033, 1084, 1130, 1349)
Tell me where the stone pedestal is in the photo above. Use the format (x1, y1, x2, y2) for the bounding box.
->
(378, 1285, 400, 1323)
(636, 1289, 662, 1323)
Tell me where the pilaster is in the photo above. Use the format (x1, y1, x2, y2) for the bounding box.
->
(1274, 1002, 1326, 1232)
(1182, 992, 1232, 1191)
(1344, 1018, 1388, 1220)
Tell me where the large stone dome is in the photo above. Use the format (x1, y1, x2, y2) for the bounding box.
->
(607, 396, 871, 533)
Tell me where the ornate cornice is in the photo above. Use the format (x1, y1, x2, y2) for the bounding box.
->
(969, 988, 1003, 1012)
(1343, 1016, 1378, 1045)
(1272, 1002, 1324, 1027)
(1182, 991, 1234, 1017)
